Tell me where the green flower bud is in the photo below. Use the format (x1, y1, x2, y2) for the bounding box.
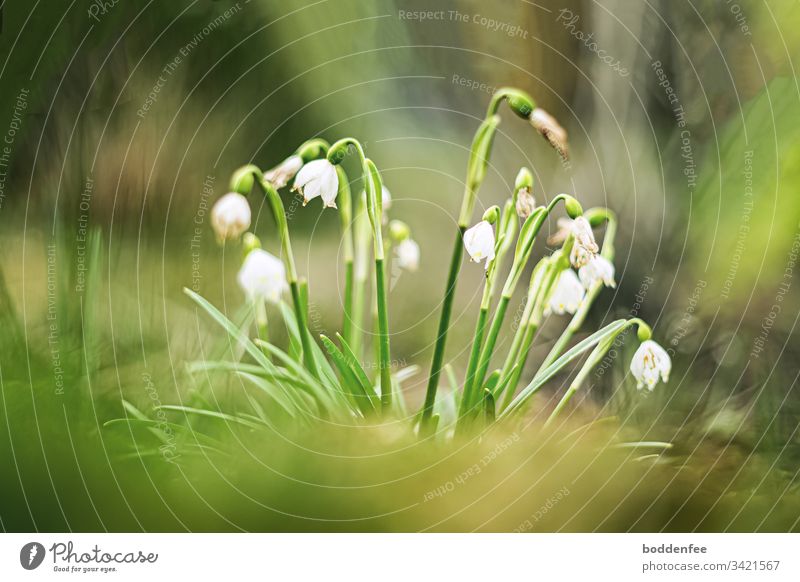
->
(504, 88, 535, 119)
(482, 205, 501, 225)
(515, 167, 534, 191)
(242, 232, 261, 257)
(326, 141, 349, 165)
(296, 138, 329, 162)
(388, 219, 410, 241)
(564, 196, 583, 219)
(230, 166, 256, 195)
(637, 322, 653, 342)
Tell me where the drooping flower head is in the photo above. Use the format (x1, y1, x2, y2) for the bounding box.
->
(237, 249, 288, 304)
(569, 216, 599, 268)
(515, 187, 536, 219)
(578, 255, 616, 289)
(630, 340, 671, 391)
(292, 159, 339, 208)
(210, 192, 251, 243)
(530, 107, 569, 160)
(264, 155, 303, 189)
(395, 238, 420, 272)
(463, 220, 496, 268)
(546, 269, 585, 315)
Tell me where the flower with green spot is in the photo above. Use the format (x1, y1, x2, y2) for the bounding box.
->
(630, 340, 671, 390)
(545, 269, 585, 315)
(292, 159, 339, 208)
(579, 255, 615, 289)
(569, 216, 599, 268)
(463, 220, 496, 268)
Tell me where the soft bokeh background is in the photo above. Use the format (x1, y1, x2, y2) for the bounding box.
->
(1, 0, 799, 531)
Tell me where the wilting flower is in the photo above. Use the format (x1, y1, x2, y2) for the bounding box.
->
(264, 155, 303, 189)
(237, 249, 288, 304)
(546, 269, 585, 315)
(630, 340, 671, 391)
(516, 187, 536, 219)
(395, 238, 420, 272)
(292, 159, 339, 208)
(569, 216, 599, 268)
(464, 221, 496, 268)
(530, 107, 569, 160)
(578, 255, 616, 289)
(210, 192, 251, 242)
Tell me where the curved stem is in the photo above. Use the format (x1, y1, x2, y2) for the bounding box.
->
(253, 174, 318, 377)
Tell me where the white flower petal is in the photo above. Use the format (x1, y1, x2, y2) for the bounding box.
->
(293, 159, 339, 208)
(237, 249, 288, 304)
(630, 339, 672, 390)
(396, 238, 420, 272)
(546, 269, 585, 315)
(463, 221, 496, 267)
(210, 192, 251, 242)
(578, 255, 615, 289)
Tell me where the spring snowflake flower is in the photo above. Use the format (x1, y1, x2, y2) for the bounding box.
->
(569, 216, 599, 268)
(546, 269, 585, 315)
(463, 220, 496, 268)
(630, 339, 671, 391)
(264, 155, 303, 189)
(530, 107, 569, 160)
(292, 159, 339, 208)
(578, 255, 616, 289)
(210, 192, 251, 243)
(237, 249, 288, 304)
(516, 187, 536, 219)
(395, 238, 420, 272)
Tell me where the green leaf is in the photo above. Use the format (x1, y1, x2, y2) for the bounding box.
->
(157, 405, 264, 430)
(320, 335, 375, 416)
(502, 319, 628, 417)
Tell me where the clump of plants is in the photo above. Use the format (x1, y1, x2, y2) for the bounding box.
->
(118, 86, 672, 448)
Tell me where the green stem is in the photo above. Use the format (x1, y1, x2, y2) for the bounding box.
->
(469, 295, 510, 406)
(499, 321, 539, 410)
(459, 305, 489, 418)
(343, 260, 354, 344)
(420, 230, 465, 429)
(336, 166, 355, 344)
(351, 201, 370, 358)
(375, 258, 392, 410)
(253, 175, 318, 378)
(255, 299, 271, 362)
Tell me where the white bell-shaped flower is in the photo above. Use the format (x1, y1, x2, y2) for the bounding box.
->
(630, 339, 671, 391)
(264, 155, 303, 189)
(395, 238, 420, 272)
(545, 269, 585, 315)
(463, 221, 496, 268)
(237, 249, 288, 305)
(569, 216, 599, 268)
(292, 159, 339, 208)
(578, 255, 615, 289)
(210, 192, 251, 242)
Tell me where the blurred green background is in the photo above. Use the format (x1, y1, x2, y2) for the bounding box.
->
(1, 0, 799, 531)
